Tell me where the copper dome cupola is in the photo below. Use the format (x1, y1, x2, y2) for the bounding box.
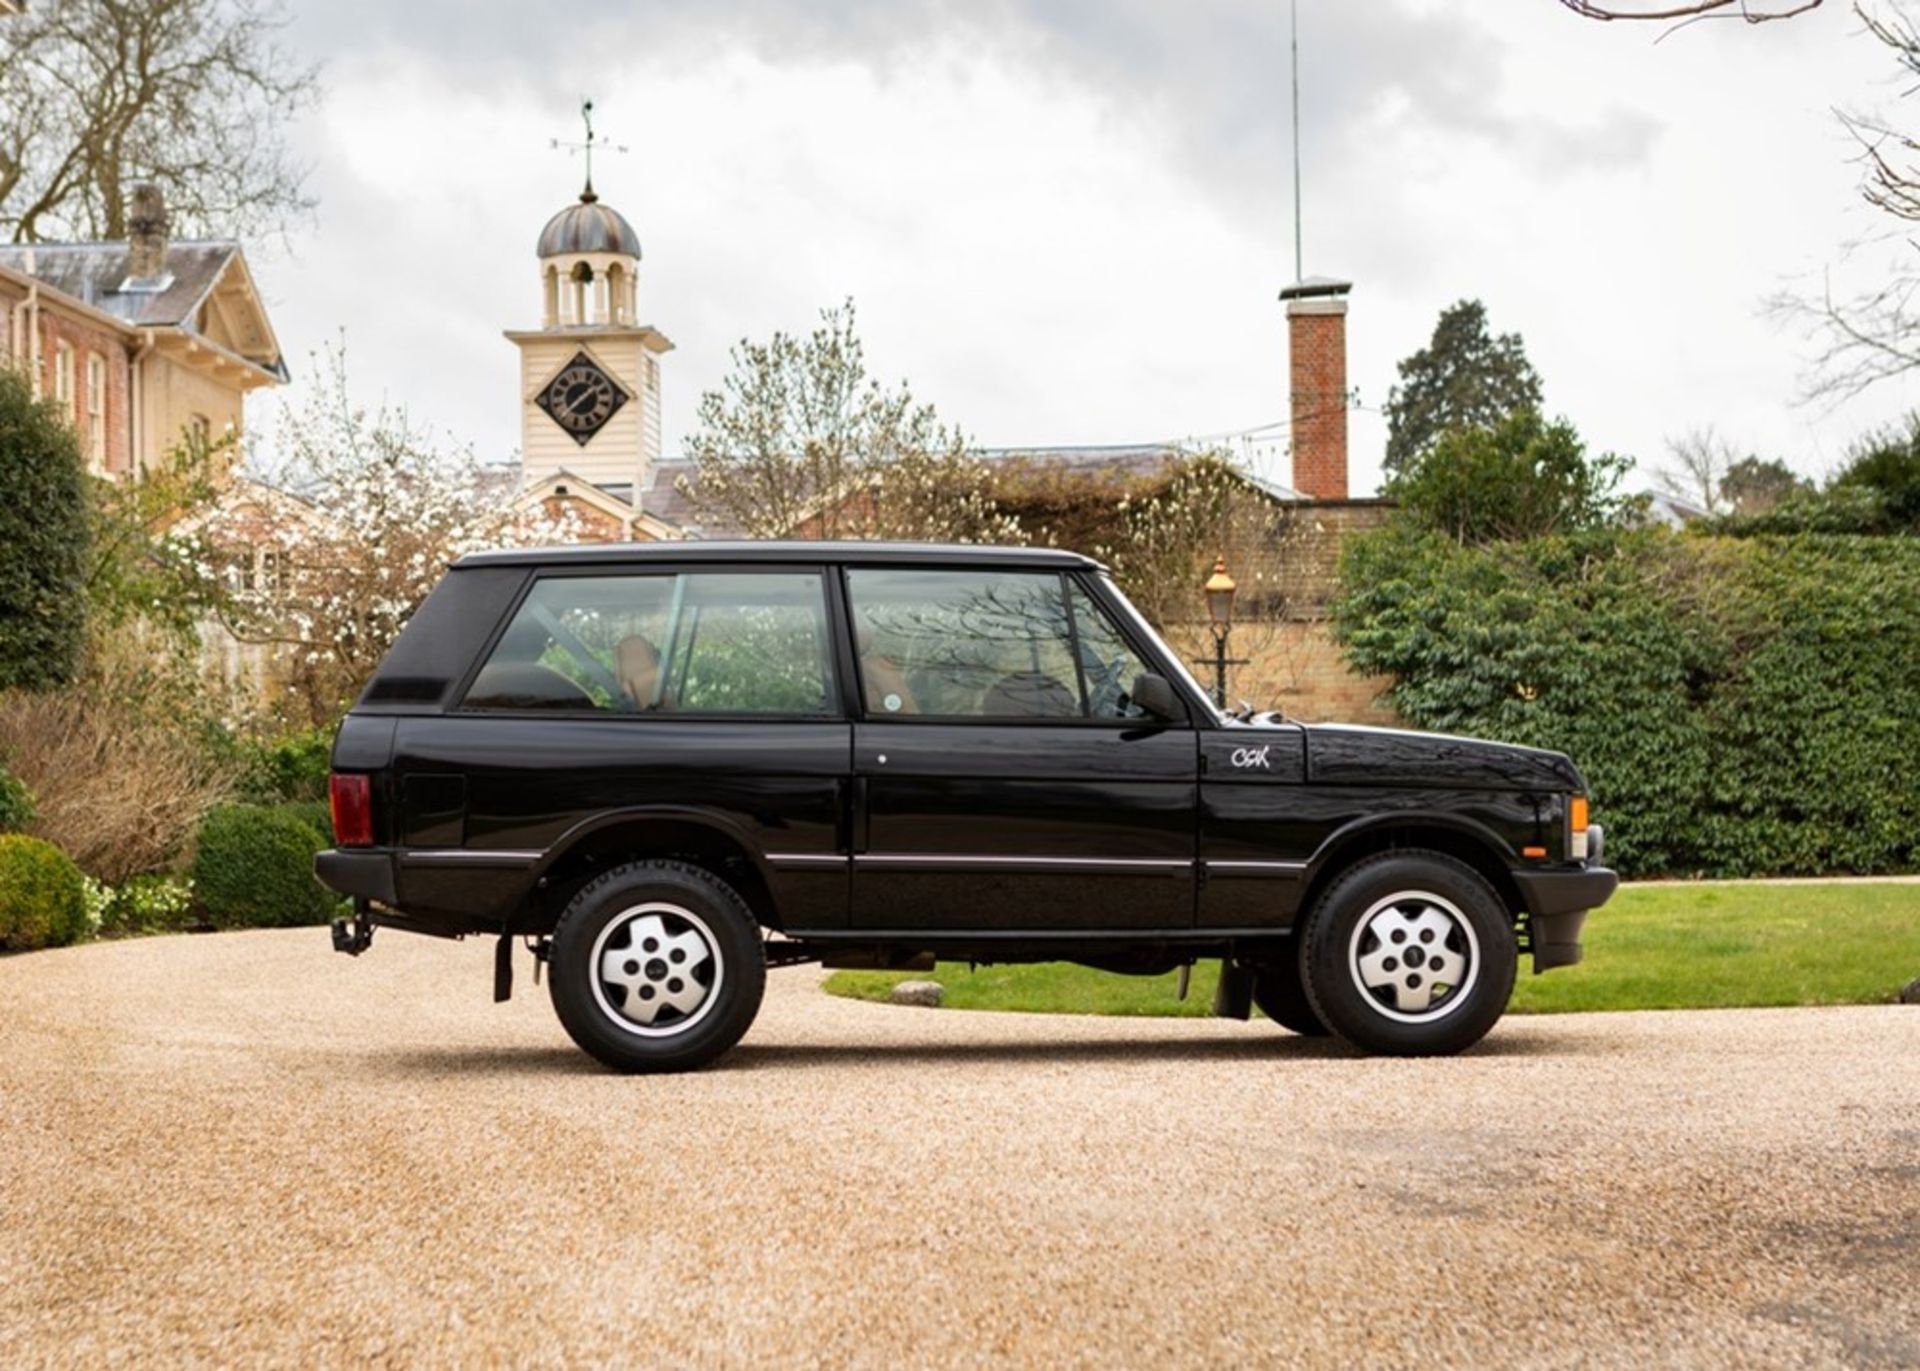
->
(537, 191, 642, 260)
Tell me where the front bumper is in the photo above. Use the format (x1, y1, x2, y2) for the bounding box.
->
(1511, 864, 1619, 973)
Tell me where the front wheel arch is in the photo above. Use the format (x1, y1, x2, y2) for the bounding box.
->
(1296, 821, 1525, 929)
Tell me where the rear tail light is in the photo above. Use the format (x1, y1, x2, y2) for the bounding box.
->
(329, 773, 373, 848)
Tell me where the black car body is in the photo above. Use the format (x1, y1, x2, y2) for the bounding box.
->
(318, 541, 1616, 1069)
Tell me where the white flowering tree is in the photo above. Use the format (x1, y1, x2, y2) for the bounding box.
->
(211, 342, 584, 724)
(1096, 451, 1307, 707)
(682, 299, 1020, 544)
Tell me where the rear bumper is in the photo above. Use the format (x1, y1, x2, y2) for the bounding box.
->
(314, 848, 396, 904)
(1511, 865, 1618, 974)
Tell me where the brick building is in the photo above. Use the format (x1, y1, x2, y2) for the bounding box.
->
(0, 186, 286, 480)
(1, 184, 305, 699)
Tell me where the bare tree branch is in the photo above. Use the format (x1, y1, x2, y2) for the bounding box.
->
(1558, 0, 1822, 19)
(0, 0, 320, 243)
(1768, 2, 1920, 402)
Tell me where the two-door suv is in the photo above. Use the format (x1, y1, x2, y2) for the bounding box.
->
(317, 541, 1616, 1071)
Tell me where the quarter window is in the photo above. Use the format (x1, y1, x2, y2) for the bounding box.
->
(463, 571, 834, 716)
(846, 568, 1159, 721)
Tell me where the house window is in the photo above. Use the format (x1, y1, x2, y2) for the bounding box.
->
(189, 413, 211, 450)
(228, 546, 287, 594)
(54, 341, 75, 415)
(86, 353, 107, 470)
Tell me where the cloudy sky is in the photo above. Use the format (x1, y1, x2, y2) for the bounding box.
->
(248, 0, 1919, 497)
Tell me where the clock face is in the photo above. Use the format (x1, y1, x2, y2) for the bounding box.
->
(535, 352, 630, 446)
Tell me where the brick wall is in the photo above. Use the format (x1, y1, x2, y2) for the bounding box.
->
(1163, 618, 1400, 725)
(31, 308, 132, 477)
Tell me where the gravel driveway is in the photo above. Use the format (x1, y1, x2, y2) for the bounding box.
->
(2, 930, 1915, 1368)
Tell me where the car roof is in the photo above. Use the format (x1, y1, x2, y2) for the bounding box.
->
(453, 540, 1105, 571)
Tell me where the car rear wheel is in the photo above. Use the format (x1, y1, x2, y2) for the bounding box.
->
(1251, 940, 1329, 1036)
(1299, 850, 1516, 1056)
(549, 859, 765, 1073)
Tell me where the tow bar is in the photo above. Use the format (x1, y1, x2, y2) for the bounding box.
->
(331, 904, 374, 956)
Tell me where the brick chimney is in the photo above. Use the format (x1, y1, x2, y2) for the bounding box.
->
(1280, 276, 1352, 500)
(124, 183, 170, 287)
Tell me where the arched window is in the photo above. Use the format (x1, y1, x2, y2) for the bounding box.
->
(543, 266, 559, 327)
(606, 263, 626, 324)
(570, 260, 593, 325)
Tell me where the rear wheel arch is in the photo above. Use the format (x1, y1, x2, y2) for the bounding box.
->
(515, 811, 778, 935)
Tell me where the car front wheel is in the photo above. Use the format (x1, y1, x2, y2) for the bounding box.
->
(549, 859, 766, 1073)
(1299, 851, 1516, 1056)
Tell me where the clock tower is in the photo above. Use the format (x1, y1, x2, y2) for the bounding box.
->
(505, 180, 674, 537)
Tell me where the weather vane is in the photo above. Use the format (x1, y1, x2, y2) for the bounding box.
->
(550, 98, 628, 203)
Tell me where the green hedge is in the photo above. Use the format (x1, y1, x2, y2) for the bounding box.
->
(191, 803, 335, 929)
(1333, 528, 1920, 878)
(235, 726, 335, 805)
(0, 833, 89, 951)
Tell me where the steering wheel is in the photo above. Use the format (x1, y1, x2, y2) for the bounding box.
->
(1085, 652, 1130, 717)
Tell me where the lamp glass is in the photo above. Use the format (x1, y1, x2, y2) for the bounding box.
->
(1203, 557, 1236, 629)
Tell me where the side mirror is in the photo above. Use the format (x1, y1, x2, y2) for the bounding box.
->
(1130, 672, 1180, 722)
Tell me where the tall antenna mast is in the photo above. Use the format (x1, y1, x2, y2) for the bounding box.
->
(1291, 0, 1303, 283)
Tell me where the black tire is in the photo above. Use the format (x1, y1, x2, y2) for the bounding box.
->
(548, 859, 766, 1073)
(1251, 940, 1329, 1036)
(1299, 850, 1516, 1057)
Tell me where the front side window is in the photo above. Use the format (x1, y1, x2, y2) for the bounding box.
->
(463, 571, 834, 716)
(846, 568, 1163, 721)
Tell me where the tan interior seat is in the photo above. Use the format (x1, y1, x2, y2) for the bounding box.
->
(614, 634, 670, 711)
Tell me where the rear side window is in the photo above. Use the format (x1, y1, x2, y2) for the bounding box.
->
(462, 571, 834, 716)
(846, 568, 1155, 721)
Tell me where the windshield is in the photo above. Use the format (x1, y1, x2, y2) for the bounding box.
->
(1093, 573, 1224, 723)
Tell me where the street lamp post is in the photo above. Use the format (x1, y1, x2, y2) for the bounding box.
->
(1197, 556, 1249, 709)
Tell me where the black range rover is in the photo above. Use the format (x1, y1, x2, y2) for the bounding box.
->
(318, 541, 1616, 1071)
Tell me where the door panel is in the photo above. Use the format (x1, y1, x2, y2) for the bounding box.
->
(851, 722, 1197, 931)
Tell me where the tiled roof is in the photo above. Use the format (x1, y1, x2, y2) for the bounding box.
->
(599, 443, 1307, 540)
(0, 240, 241, 329)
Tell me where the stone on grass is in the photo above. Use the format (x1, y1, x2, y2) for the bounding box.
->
(890, 980, 943, 1008)
(1900, 977, 1920, 1006)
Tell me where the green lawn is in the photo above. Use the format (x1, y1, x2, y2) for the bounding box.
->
(823, 882, 1920, 1017)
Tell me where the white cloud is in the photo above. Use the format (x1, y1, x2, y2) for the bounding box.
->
(246, 1, 1920, 497)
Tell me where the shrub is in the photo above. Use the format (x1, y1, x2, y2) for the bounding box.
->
(1333, 527, 1920, 878)
(1383, 410, 1635, 545)
(0, 367, 90, 691)
(97, 874, 199, 937)
(0, 631, 240, 883)
(191, 803, 334, 929)
(0, 833, 90, 951)
(235, 725, 335, 805)
(0, 762, 36, 832)
(1833, 416, 1920, 532)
